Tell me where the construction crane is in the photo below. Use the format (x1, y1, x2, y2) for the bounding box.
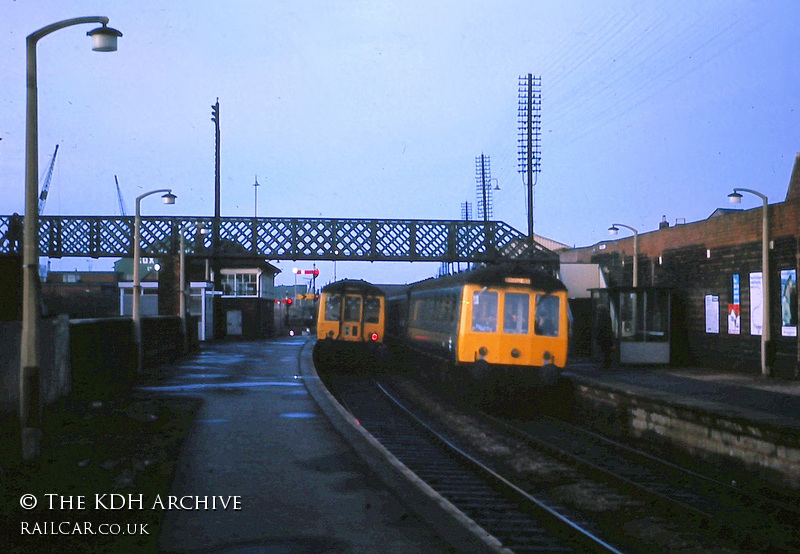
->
(37, 144, 59, 214)
(114, 175, 128, 216)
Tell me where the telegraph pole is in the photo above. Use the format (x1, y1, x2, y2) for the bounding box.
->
(475, 153, 492, 222)
(518, 74, 541, 252)
(211, 99, 222, 335)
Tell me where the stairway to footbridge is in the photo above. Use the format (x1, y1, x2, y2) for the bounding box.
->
(0, 215, 558, 265)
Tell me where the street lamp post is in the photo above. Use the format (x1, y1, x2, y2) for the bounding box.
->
(729, 188, 771, 376)
(609, 223, 639, 287)
(21, 16, 122, 460)
(133, 190, 176, 372)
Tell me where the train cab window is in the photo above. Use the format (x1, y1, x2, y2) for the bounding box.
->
(325, 295, 342, 321)
(344, 296, 362, 322)
(535, 295, 560, 337)
(364, 297, 381, 323)
(471, 290, 498, 332)
(503, 293, 529, 334)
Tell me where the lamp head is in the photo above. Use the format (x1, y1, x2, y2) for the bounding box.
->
(162, 192, 177, 205)
(87, 24, 122, 52)
(608, 225, 619, 235)
(728, 191, 743, 204)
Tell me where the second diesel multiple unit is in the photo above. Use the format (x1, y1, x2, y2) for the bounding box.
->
(313, 279, 386, 371)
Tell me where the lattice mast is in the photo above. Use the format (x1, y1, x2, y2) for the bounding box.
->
(518, 74, 541, 249)
(114, 175, 128, 216)
(475, 153, 493, 222)
(461, 201, 473, 221)
(37, 144, 59, 214)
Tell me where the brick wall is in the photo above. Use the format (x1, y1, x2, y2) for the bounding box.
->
(567, 198, 800, 374)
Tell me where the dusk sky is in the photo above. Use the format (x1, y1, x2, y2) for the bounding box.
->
(2, 1, 798, 286)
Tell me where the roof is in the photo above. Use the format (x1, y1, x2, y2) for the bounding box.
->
(409, 262, 566, 293)
(320, 279, 385, 296)
(708, 208, 742, 218)
(785, 153, 800, 203)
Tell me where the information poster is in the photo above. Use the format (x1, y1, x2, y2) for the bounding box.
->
(727, 304, 740, 334)
(705, 295, 719, 333)
(749, 272, 763, 336)
(728, 274, 740, 335)
(781, 269, 797, 337)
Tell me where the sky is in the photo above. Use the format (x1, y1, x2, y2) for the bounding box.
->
(1, 0, 799, 287)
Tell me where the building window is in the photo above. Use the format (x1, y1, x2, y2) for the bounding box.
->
(222, 273, 258, 296)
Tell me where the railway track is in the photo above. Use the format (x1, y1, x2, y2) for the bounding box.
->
(501, 414, 800, 553)
(327, 375, 620, 553)
(382, 376, 800, 553)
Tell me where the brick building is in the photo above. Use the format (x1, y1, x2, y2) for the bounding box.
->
(41, 270, 120, 319)
(562, 154, 800, 375)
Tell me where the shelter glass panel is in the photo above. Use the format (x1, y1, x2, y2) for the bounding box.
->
(618, 291, 669, 342)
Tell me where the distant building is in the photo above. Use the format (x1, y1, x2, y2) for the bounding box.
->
(42, 270, 119, 319)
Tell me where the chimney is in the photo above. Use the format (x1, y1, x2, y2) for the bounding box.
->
(659, 215, 669, 230)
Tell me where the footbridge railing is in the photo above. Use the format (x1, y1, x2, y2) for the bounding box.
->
(0, 215, 557, 264)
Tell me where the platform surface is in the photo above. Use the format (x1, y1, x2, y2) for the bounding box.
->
(564, 358, 800, 431)
(153, 338, 455, 553)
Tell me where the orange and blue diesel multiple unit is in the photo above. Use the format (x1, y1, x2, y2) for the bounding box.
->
(386, 262, 569, 387)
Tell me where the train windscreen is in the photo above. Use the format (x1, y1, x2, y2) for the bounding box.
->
(364, 297, 381, 323)
(503, 292, 529, 334)
(325, 295, 341, 321)
(535, 295, 560, 337)
(344, 296, 362, 322)
(471, 290, 498, 332)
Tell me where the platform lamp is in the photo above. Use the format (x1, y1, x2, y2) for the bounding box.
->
(608, 223, 639, 287)
(729, 188, 771, 376)
(133, 190, 177, 373)
(21, 16, 122, 460)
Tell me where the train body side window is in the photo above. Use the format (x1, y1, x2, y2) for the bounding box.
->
(472, 290, 498, 332)
(503, 292, 529, 334)
(364, 297, 381, 323)
(325, 295, 341, 321)
(535, 295, 560, 337)
(411, 299, 421, 324)
(344, 296, 362, 322)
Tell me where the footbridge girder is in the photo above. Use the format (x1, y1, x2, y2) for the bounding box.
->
(0, 215, 558, 265)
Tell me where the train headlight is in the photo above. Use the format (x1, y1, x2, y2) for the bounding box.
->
(543, 351, 553, 365)
(370, 332, 379, 342)
(478, 346, 488, 359)
(511, 348, 520, 359)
